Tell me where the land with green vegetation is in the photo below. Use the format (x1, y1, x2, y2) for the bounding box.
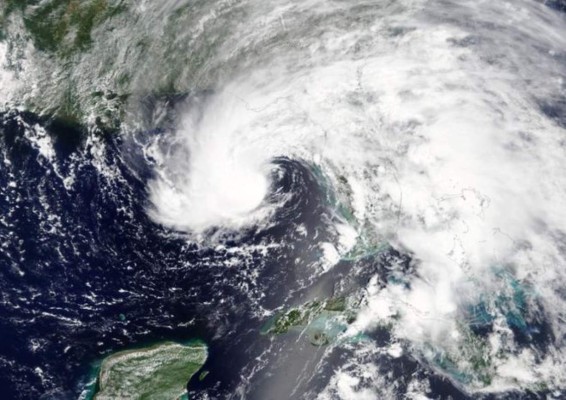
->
(0, 0, 239, 129)
(0, 0, 129, 128)
(265, 298, 346, 335)
(263, 296, 359, 346)
(92, 341, 207, 400)
(1, 0, 126, 54)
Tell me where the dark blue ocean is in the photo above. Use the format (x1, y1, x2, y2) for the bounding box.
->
(0, 103, 560, 399)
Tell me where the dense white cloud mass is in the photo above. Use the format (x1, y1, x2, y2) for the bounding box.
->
(0, 42, 15, 107)
(145, 0, 566, 395)
(2, 0, 566, 397)
(3, 0, 562, 397)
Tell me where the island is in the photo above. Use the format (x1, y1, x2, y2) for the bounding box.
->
(262, 296, 359, 346)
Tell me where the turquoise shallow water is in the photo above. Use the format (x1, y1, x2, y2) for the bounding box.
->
(2, 0, 566, 399)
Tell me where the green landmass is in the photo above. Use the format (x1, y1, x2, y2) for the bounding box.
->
(93, 341, 207, 400)
(429, 325, 494, 388)
(2, 0, 126, 55)
(0, 0, 257, 129)
(266, 300, 325, 335)
(263, 296, 359, 346)
(198, 370, 209, 381)
(323, 296, 346, 312)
